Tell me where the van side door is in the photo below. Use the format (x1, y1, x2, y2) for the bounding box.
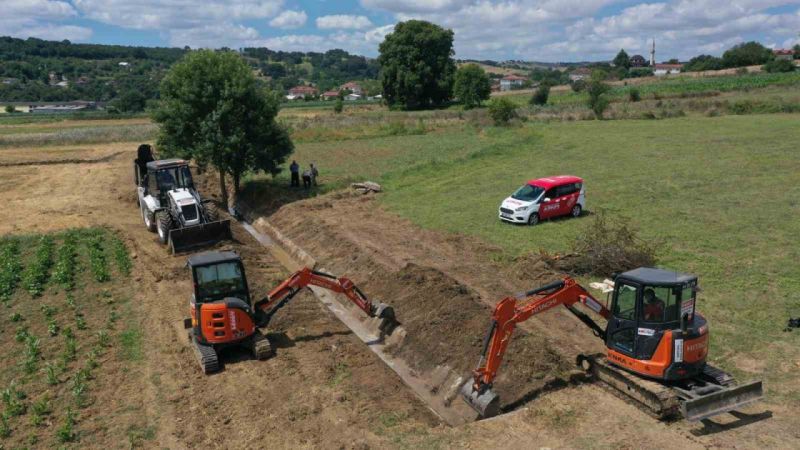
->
(539, 187, 561, 219)
(557, 183, 581, 217)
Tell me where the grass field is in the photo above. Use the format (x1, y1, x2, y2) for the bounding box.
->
(503, 71, 800, 106)
(259, 113, 800, 403)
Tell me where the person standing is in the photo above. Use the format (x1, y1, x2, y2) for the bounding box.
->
(302, 167, 312, 189)
(310, 163, 319, 186)
(289, 160, 300, 187)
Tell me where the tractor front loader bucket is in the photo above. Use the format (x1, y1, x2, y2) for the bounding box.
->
(680, 380, 763, 422)
(168, 219, 232, 254)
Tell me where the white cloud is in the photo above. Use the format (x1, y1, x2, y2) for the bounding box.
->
(72, 0, 284, 30)
(316, 15, 373, 30)
(269, 10, 307, 29)
(0, 0, 92, 41)
(169, 23, 260, 48)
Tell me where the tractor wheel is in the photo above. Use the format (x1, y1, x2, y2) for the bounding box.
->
(528, 213, 539, 226)
(252, 331, 274, 360)
(156, 211, 174, 245)
(571, 204, 582, 218)
(142, 205, 156, 232)
(205, 202, 220, 222)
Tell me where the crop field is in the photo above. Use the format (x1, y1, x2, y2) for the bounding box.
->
(0, 228, 143, 448)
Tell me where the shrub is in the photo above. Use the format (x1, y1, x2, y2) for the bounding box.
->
(763, 59, 796, 73)
(110, 235, 131, 276)
(54, 233, 78, 291)
(587, 72, 611, 119)
(333, 98, 343, 114)
(0, 413, 9, 437)
(44, 363, 61, 385)
(628, 88, 641, 102)
(563, 212, 660, 276)
(487, 97, 518, 126)
(530, 84, 550, 106)
(570, 79, 586, 92)
(2, 382, 26, 417)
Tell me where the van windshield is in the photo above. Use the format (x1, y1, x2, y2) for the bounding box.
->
(511, 184, 544, 202)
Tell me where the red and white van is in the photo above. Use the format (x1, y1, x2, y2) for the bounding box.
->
(499, 175, 585, 225)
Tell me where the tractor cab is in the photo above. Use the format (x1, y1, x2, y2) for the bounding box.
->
(606, 268, 708, 380)
(143, 159, 194, 200)
(187, 251, 251, 304)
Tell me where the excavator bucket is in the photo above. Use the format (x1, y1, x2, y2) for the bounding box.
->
(681, 380, 763, 422)
(169, 220, 232, 254)
(460, 382, 501, 418)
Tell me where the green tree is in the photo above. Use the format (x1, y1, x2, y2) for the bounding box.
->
(453, 64, 491, 109)
(763, 58, 796, 73)
(613, 49, 631, 70)
(722, 42, 773, 68)
(333, 98, 344, 113)
(529, 83, 550, 106)
(487, 97, 518, 126)
(111, 89, 147, 112)
(378, 20, 456, 110)
(587, 70, 610, 119)
(794, 44, 800, 59)
(4, 105, 15, 114)
(153, 50, 294, 208)
(684, 55, 723, 72)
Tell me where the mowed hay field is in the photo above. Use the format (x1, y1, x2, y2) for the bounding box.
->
(274, 113, 800, 409)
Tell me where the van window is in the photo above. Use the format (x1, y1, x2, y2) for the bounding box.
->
(544, 188, 559, 200)
(558, 184, 577, 196)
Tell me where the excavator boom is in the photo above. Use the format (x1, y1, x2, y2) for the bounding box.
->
(462, 278, 609, 417)
(254, 267, 397, 333)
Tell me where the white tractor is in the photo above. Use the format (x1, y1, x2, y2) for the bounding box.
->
(134, 144, 231, 253)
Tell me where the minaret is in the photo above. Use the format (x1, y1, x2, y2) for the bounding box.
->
(649, 38, 655, 66)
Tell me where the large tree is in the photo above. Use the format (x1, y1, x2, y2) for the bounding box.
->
(613, 49, 631, 70)
(722, 41, 773, 68)
(153, 50, 293, 208)
(378, 20, 456, 110)
(453, 64, 491, 109)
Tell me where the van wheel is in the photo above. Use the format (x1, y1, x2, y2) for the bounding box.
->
(528, 213, 539, 226)
(571, 205, 582, 218)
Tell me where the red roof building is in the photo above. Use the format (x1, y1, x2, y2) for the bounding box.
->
(288, 85, 319, 97)
(321, 90, 340, 100)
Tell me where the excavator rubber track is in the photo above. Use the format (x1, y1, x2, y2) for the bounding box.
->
(189, 330, 220, 374)
(580, 354, 680, 419)
(579, 354, 763, 422)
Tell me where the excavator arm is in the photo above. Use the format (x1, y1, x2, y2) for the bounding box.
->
(253, 267, 397, 332)
(462, 277, 610, 417)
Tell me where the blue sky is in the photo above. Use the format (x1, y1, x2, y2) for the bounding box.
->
(3, 1, 800, 61)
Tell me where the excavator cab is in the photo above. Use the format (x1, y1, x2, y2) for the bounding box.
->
(606, 268, 708, 381)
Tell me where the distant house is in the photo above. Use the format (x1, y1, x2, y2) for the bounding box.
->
(344, 93, 361, 101)
(629, 55, 647, 67)
(286, 85, 318, 100)
(321, 90, 340, 100)
(339, 82, 363, 95)
(499, 74, 527, 91)
(75, 76, 90, 85)
(118, 61, 130, 67)
(1, 77, 19, 85)
(569, 67, 592, 82)
(773, 49, 794, 61)
(55, 80, 70, 88)
(653, 63, 683, 76)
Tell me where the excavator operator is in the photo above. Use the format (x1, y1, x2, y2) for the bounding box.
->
(643, 288, 665, 321)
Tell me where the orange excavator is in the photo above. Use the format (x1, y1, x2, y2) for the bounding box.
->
(183, 251, 396, 373)
(461, 268, 763, 422)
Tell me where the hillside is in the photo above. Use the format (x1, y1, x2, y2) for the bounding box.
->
(0, 36, 379, 106)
